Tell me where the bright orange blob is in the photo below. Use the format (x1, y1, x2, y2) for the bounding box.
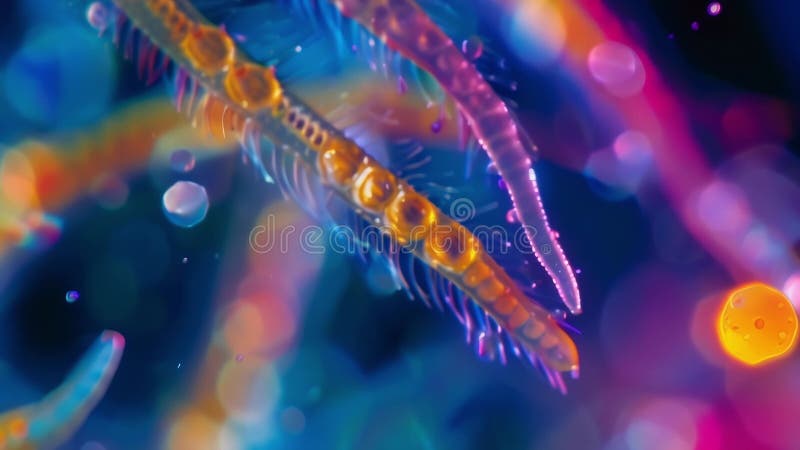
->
(717, 282, 798, 366)
(8, 415, 28, 440)
(166, 409, 221, 450)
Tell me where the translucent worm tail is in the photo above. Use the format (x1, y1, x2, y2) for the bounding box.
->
(0, 330, 125, 449)
(330, 0, 583, 314)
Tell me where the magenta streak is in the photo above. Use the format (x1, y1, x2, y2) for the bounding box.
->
(136, 33, 149, 79)
(496, 324, 507, 365)
(578, 0, 778, 284)
(477, 332, 487, 356)
(334, 0, 582, 314)
(461, 297, 474, 343)
(113, 12, 126, 47)
(175, 68, 188, 112)
(188, 77, 199, 112)
(145, 44, 159, 85)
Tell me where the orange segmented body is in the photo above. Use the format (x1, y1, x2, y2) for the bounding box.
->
(109, 0, 580, 385)
(353, 164, 398, 212)
(385, 187, 436, 245)
(180, 24, 234, 75)
(426, 218, 480, 274)
(164, 13, 190, 41)
(146, 0, 173, 16)
(147, 0, 190, 41)
(318, 137, 365, 185)
(224, 63, 283, 111)
(288, 110, 330, 151)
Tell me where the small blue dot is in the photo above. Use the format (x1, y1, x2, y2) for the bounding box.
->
(66, 290, 80, 303)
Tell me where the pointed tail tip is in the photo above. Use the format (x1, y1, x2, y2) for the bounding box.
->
(100, 330, 126, 350)
(561, 289, 582, 316)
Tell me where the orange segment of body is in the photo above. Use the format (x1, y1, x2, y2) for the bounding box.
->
(180, 25, 234, 75)
(223, 63, 283, 111)
(384, 188, 436, 245)
(354, 164, 398, 212)
(717, 282, 799, 366)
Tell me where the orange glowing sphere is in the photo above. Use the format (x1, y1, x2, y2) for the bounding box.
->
(717, 282, 798, 366)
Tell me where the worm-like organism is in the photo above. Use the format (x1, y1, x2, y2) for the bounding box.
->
(88, 0, 578, 390)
